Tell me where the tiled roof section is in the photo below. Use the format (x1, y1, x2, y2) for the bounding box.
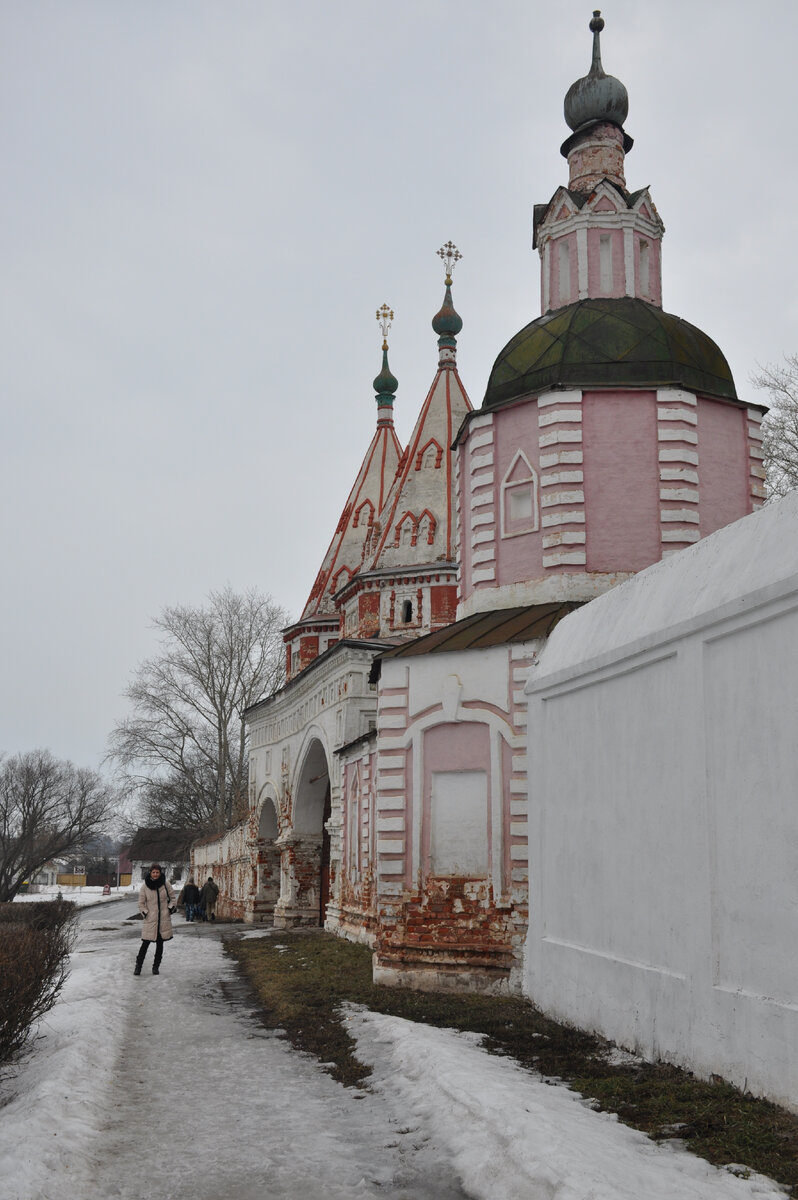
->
(378, 602, 582, 658)
(483, 298, 738, 409)
(127, 827, 194, 862)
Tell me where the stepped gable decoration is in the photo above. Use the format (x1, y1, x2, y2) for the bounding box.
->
(297, 305, 402, 623)
(367, 244, 472, 571)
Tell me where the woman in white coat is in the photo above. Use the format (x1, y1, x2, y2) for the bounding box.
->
(134, 864, 176, 976)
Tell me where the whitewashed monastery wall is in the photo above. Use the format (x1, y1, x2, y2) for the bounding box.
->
(524, 491, 798, 1111)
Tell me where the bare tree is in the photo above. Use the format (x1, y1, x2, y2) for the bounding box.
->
(752, 354, 798, 499)
(0, 751, 117, 902)
(136, 754, 221, 832)
(108, 586, 288, 831)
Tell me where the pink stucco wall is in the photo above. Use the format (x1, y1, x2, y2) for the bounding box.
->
(587, 227, 625, 297)
(697, 399, 750, 537)
(583, 391, 661, 573)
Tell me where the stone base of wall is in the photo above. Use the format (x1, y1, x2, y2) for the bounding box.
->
(246, 896, 277, 924)
(273, 905, 320, 928)
(373, 952, 512, 996)
(216, 895, 248, 922)
(375, 878, 526, 995)
(326, 902, 378, 948)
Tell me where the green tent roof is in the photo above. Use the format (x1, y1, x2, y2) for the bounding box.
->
(483, 298, 737, 409)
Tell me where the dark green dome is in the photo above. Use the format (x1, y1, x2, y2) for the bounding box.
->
(483, 298, 737, 410)
(373, 347, 398, 397)
(432, 283, 463, 340)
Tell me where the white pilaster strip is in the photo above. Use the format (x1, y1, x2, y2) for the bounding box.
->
(624, 227, 634, 296)
(490, 728, 503, 897)
(577, 226, 588, 298)
(657, 388, 699, 553)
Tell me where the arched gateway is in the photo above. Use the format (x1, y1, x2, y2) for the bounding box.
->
(274, 735, 332, 927)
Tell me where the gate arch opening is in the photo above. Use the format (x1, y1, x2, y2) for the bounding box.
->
(281, 737, 332, 927)
(253, 795, 280, 922)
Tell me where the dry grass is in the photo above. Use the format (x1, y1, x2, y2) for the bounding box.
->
(228, 930, 798, 1195)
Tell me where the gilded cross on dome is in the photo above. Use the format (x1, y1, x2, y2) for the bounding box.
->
(376, 303, 394, 350)
(436, 241, 462, 286)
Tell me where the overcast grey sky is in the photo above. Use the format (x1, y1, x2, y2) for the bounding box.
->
(2, 0, 796, 771)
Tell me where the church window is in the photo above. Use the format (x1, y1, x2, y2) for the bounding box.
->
(501, 450, 539, 538)
(600, 233, 613, 293)
(558, 240, 571, 304)
(639, 239, 650, 297)
(401, 599, 413, 624)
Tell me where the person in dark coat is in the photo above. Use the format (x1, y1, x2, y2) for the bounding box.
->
(201, 876, 219, 922)
(180, 876, 201, 922)
(134, 864, 176, 975)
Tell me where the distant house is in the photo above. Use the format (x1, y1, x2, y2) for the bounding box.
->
(127, 828, 193, 886)
(29, 861, 65, 888)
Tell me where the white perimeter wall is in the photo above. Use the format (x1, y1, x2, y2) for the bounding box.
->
(524, 491, 798, 1110)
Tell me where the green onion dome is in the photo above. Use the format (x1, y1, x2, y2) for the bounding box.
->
(373, 346, 398, 397)
(432, 282, 463, 341)
(483, 298, 737, 409)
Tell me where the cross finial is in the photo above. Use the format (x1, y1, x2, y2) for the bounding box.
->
(436, 241, 462, 287)
(375, 303, 394, 350)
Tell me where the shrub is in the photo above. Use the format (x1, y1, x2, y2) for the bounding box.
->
(0, 901, 77, 1067)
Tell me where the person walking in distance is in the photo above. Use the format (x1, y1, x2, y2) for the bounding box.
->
(134, 864, 176, 975)
(181, 876, 201, 922)
(201, 875, 219, 922)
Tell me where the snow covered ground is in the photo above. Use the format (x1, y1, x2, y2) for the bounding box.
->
(0, 901, 787, 1200)
(13, 886, 139, 908)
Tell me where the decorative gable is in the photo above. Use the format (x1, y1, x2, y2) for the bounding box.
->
(415, 439, 444, 470)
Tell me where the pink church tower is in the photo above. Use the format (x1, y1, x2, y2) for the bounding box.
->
(283, 310, 402, 679)
(455, 11, 766, 619)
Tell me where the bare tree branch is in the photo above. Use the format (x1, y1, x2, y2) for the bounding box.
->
(752, 354, 798, 499)
(107, 586, 288, 831)
(0, 751, 118, 902)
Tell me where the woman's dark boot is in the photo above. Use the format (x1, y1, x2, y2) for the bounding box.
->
(134, 962, 142, 976)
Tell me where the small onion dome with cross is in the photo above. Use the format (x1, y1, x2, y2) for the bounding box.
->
(432, 241, 463, 368)
(373, 303, 399, 404)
